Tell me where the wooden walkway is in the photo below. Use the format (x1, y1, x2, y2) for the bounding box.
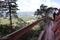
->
(38, 21, 54, 40)
(44, 21, 54, 40)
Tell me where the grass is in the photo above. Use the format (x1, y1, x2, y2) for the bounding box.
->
(18, 15, 36, 21)
(0, 15, 44, 40)
(0, 14, 43, 31)
(0, 15, 36, 25)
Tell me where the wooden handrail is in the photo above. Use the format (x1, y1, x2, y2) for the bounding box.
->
(38, 30, 46, 40)
(0, 18, 45, 40)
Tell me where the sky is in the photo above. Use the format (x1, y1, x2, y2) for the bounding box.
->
(16, 0, 60, 12)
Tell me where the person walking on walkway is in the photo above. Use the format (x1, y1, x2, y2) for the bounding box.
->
(53, 12, 56, 21)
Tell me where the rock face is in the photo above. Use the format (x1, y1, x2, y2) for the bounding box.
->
(52, 9, 60, 40)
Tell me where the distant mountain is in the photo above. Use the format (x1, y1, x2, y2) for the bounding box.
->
(17, 11, 34, 15)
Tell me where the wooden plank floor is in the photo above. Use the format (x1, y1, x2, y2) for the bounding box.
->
(38, 21, 54, 40)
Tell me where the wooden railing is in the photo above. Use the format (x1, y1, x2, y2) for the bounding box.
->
(38, 30, 46, 40)
(0, 18, 45, 40)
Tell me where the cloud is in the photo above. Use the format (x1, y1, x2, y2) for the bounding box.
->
(16, 0, 60, 12)
(0, 0, 4, 1)
(43, 0, 60, 8)
(51, 2, 60, 8)
(17, 0, 41, 12)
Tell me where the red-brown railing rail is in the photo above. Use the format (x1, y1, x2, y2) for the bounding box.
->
(0, 18, 45, 40)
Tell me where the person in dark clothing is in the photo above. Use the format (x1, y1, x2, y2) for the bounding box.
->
(53, 12, 56, 21)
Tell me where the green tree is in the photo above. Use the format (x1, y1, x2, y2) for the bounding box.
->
(34, 4, 57, 18)
(40, 4, 48, 17)
(0, 1, 6, 24)
(34, 4, 48, 19)
(5, 1, 19, 30)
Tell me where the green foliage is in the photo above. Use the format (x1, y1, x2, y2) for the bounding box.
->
(34, 4, 58, 19)
(0, 15, 36, 37)
(0, 14, 43, 40)
(5, 2, 19, 17)
(18, 15, 36, 21)
(0, 24, 16, 38)
(18, 29, 35, 40)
